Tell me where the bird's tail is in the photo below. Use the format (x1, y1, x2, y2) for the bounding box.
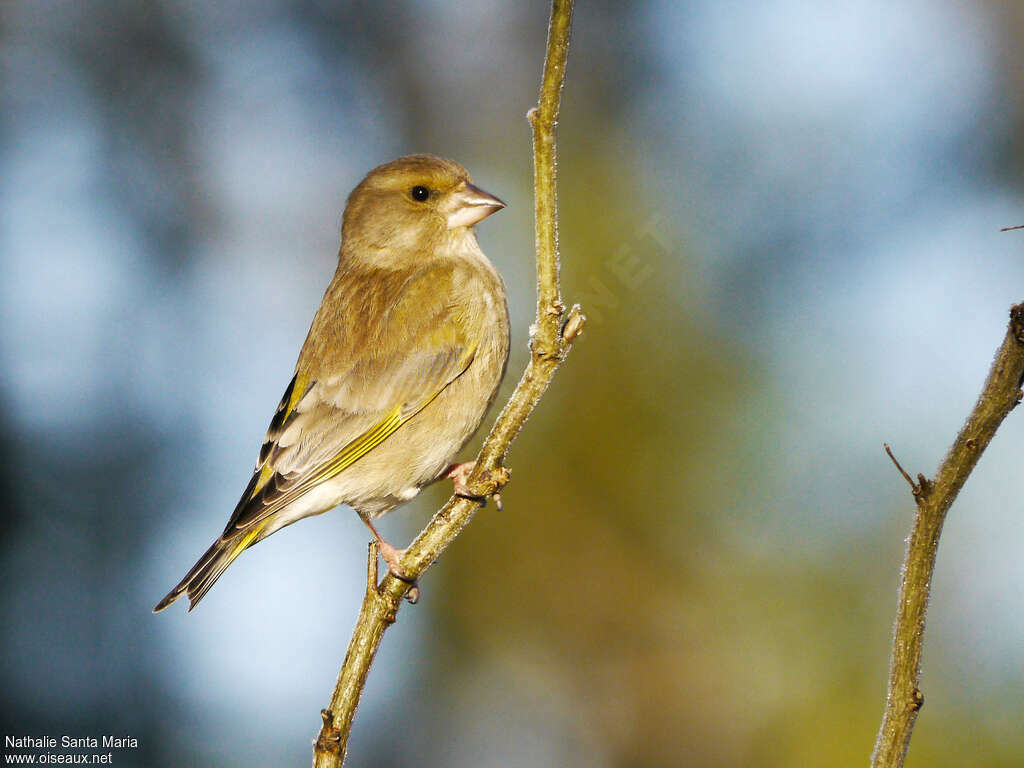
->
(153, 523, 266, 613)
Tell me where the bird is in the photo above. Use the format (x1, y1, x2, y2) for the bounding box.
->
(154, 154, 510, 613)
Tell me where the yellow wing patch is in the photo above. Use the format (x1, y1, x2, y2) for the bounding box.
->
(285, 371, 310, 415)
(312, 404, 404, 483)
(242, 342, 476, 525)
(274, 347, 469, 502)
(253, 464, 275, 497)
(251, 371, 311, 498)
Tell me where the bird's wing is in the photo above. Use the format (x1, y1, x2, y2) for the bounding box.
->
(222, 263, 479, 534)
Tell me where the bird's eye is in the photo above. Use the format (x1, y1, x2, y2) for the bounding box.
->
(410, 185, 430, 202)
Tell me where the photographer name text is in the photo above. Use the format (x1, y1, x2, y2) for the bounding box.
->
(5, 737, 137, 750)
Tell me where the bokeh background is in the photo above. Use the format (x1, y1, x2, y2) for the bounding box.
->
(3, 1, 1023, 766)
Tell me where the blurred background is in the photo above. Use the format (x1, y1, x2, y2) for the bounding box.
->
(2, 0, 1023, 766)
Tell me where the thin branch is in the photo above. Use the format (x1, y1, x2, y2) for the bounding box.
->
(871, 303, 1024, 768)
(883, 443, 917, 493)
(528, 0, 573, 352)
(312, 2, 579, 765)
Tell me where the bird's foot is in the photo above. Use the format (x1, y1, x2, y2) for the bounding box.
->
(446, 461, 478, 498)
(376, 539, 409, 580)
(445, 462, 508, 510)
(373, 539, 418, 601)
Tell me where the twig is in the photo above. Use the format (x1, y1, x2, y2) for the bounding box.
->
(882, 443, 917, 493)
(871, 303, 1024, 768)
(312, 2, 579, 765)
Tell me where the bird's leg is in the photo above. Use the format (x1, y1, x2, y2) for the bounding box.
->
(358, 513, 409, 580)
(445, 461, 503, 510)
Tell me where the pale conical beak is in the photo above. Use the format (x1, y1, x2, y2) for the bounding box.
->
(446, 182, 506, 229)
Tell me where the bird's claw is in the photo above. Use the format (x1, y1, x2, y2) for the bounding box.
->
(378, 540, 418, 600)
(446, 462, 508, 510)
(376, 540, 411, 581)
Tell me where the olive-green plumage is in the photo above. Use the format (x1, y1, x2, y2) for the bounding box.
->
(155, 155, 510, 612)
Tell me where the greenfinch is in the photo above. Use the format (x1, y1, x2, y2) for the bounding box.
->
(155, 155, 509, 612)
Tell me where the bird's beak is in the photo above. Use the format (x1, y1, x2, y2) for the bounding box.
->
(445, 182, 506, 229)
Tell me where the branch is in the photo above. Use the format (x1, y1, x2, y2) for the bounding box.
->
(312, 2, 579, 765)
(871, 303, 1024, 768)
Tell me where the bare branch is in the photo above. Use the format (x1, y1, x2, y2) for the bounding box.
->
(871, 303, 1024, 768)
(312, 3, 579, 765)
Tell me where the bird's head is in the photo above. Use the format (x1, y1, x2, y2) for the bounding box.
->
(341, 154, 505, 261)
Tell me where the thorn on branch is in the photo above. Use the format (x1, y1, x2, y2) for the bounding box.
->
(487, 465, 511, 487)
(1011, 303, 1024, 344)
(884, 444, 933, 504)
(484, 466, 510, 510)
(320, 709, 337, 734)
(911, 688, 924, 711)
(884, 443, 916, 491)
(561, 304, 586, 342)
(481, 465, 511, 498)
(381, 599, 400, 626)
(916, 474, 932, 500)
(316, 709, 341, 754)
